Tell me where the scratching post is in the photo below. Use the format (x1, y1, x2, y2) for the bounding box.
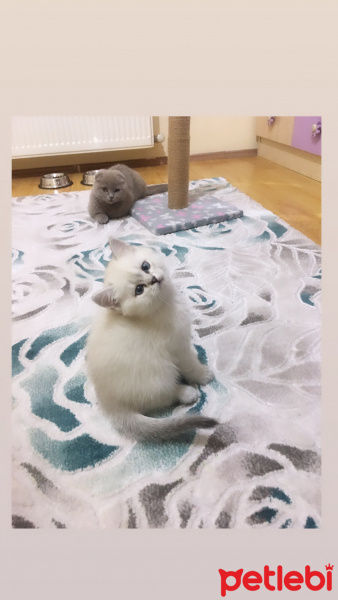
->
(168, 116, 190, 209)
(131, 116, 244, 234)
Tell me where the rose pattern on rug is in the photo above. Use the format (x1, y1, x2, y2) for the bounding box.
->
(12, 178, 321, 528)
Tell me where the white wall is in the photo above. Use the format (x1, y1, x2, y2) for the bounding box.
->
(191, 116, 257, 153)
(157, 116, 257, 155)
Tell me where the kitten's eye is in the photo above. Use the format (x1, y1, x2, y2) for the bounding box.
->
(141, 261, 150, 272)
(115, 188, 120, 193)
(101, 187, 108, 192)
(135, 284, 144, 296)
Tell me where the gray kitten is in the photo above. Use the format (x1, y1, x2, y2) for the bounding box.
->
(88, 164, 168, 224)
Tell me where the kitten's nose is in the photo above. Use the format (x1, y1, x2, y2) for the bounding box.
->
(151, 276, 158, 285)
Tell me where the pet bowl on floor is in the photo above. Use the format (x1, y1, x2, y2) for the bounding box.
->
(81, 170, 100, 186)
(39, 173, 73, 189)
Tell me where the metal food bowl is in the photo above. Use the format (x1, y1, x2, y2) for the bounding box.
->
(81, 170, 100, 186)
(39, 172, 73, 189)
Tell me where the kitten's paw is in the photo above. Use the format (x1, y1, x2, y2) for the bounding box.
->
(95, 214, 109, 224)
(178, 385, 199, 405)
(194, 366, 215, 386)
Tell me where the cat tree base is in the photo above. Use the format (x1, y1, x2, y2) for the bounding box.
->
(130, 185, 243, 235)
(132, 117, 243, 235)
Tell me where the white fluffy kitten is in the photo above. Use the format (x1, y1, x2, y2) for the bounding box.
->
(86, 238, 217, 442)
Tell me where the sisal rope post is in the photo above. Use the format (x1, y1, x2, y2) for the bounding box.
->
(167, 116, 191, 209)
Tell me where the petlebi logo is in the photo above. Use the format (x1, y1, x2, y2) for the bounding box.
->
(218, 564, 333, 595)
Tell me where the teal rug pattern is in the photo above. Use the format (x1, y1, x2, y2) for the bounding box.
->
(12, 178, 321, 528)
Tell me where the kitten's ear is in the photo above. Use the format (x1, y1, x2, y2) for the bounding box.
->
(94, 169, 107, 182)
(92, 286, 120, 310)
(109, 238, 135, 259)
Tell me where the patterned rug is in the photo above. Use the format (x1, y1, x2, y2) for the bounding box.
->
(12, 177, 321, 529)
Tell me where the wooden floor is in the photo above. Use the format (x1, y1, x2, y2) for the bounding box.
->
(12, 157, 321, 245)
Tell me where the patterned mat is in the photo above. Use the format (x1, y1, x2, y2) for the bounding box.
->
(131, 183, 243, 234)
(12, 177, 321, 529)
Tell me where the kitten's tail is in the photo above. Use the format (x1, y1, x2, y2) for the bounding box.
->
(145, 183, 168, 196)
(115, 411, 218, 442)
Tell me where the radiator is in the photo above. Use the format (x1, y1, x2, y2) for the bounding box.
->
(12, 117, 154, 158)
